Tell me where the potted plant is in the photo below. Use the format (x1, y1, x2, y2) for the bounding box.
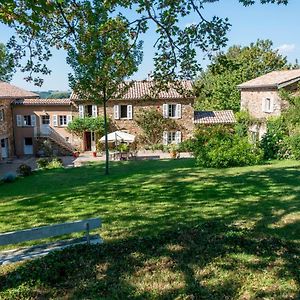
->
(168, 143, 179, 159)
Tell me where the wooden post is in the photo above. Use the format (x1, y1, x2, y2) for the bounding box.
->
(85, 222, 90, 245)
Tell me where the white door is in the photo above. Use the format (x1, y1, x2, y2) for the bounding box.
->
(1, 138, 8, 159)
(91, 132, 96, 152)
(40, 115, 50, 135)
(24, 138, 33, 155)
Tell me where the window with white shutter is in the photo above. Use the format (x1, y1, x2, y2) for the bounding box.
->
(92, 105, 97, 117)
(176, 104, 182, 119)
(67, 115, 72, 125)
(78, 105, 84, 118)
(114, 105, 120, 120)
(163, 131, 168, 145)
(31, 115, 36, 127)
(53, 115, 58, 127)
(163, 104, 168, 118)
(127, 105, 133, 120)
(16, 115, 22, 127)
(175, 131, 182, 144)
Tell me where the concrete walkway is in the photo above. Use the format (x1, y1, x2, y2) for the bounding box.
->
(0, 156, 75, 179)
(0, 151, 193, 178)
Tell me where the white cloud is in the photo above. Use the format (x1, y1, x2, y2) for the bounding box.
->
(277, 44, 296, 55)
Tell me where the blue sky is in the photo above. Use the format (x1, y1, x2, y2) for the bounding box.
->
(0, 0, 299, 91)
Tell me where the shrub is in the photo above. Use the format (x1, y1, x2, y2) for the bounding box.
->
(46, 158, 63, 169)
(2, 173, 16, 183)
(17, 164, 32, 176)
(135, 109, 177, 144)
(260, 116, 288, 160)
(150, 143, 164, 151)
(178, 139, 197, 152)
(287, 134, 300, 159)
(193, 125, 263, 168)
(36, 158, 50, 169)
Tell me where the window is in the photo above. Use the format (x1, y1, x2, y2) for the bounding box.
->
(120, 105, 128, 118)
(59, 115, 67, 126)
(23, 115, 32, 126)
(114, 105, 133, 120)
(163, 104, 182, 119)
(41, 115, 50, 125)
(168, 132, 176, 144)
(86, 105, 93, 117)
(163, 131, 182, 145)
(263, 98, 273, 113)
(0, 108, 4, 122)
(24, 137, 33, 146)
(168, 104, 177, 118)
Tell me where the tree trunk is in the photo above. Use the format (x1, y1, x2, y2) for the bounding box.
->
(103, 99, 109, 175)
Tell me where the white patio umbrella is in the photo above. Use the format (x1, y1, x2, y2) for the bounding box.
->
(100, 131, 135, 143)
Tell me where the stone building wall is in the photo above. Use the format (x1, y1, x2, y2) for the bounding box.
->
(0, 99, 14, 159)
(75, 98, 195, 145)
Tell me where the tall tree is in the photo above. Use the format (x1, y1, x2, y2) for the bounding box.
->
(195, 39, 291, 112)
(67, 1, 143, 175)
(0, 43, 14, 82)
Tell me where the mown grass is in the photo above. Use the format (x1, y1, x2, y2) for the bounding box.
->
(0, 159, 299, 299)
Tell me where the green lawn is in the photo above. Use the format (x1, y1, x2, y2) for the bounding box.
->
(0, 159, 299, 299)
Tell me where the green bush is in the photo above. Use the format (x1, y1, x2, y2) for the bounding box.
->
(36, 158, 50, 169)
(17, 164, 32, 176)
(287, 134, 300, 159)
(46, 158, 63, 169)
(260, 116, 288, 160)
(178, 139, 197, 152)
(193, 125, 263, 168)
(37, 157, 63, 169)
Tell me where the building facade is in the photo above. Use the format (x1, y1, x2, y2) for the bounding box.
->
(72, 81, 196, 150)
(0, 81, 39, 160)
(238, 69, 300, 139)
(12, 98, 77, 157)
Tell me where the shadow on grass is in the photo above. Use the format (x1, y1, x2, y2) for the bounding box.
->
(0, 222, 299, 299)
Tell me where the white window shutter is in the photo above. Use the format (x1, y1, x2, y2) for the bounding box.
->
(16, 115, 22, 127)
(163, 131, 168, 145)
(176, 104, 182, 119)
(31, 115, 36, 127)
(53, 115, 58, 127)
(269, 98, 274, 113)
(163, 104, 168, 118)
(79, 105, 84, 118)
(114, 105, 120, 120)
(67, 115, 72, 125)
(127, 105, 133, 120)
(92, 105, 98, 117)
(175, 131, 182, 144)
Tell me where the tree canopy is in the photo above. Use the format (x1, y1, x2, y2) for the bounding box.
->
(0, 0, 289, 86)
(194, 39, 292, 112)
(0, 42, 14, 82)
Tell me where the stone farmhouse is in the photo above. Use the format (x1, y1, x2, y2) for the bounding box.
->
(238, 69, 300, 139)
(0, 80, 236, 160)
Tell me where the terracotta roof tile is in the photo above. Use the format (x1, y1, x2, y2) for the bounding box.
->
(194, 110, 236, 124)
(71, 80, 194, 101)
(0, 81, 39, 99)
(14, 98, 71, 105)
(238, 69, 300, 89)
